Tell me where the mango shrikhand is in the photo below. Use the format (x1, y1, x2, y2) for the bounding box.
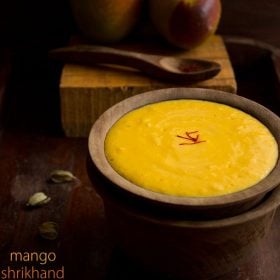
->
(104, 100, 278, 197)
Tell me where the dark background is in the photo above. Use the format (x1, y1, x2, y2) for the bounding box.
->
(0, 0, 280, 49)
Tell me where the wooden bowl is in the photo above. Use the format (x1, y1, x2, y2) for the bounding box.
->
(97, 183, 280, 279)
(88, 88, 280, 219)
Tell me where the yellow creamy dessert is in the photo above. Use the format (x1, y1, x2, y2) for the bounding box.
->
(104, 100, 278, 197)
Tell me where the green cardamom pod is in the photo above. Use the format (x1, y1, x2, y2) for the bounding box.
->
(49, 170, 76, 183)
(38, 222, 58, 240)
(26, 192, 51, 207)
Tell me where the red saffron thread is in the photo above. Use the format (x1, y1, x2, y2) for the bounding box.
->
(176, 130, 206, 145)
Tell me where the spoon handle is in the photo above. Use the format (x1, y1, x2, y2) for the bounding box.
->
(49, 44, 220, 83)
(50, 44, 159, 68)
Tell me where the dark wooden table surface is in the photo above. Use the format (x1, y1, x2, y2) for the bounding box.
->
(0, 37, 280, 280)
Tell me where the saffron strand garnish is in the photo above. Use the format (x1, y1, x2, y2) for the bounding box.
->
(177, 130, 206, 145)
(176, 135, 190, 140)
(179, 140, 206, 145)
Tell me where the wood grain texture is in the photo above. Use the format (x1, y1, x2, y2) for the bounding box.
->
(60, 35, 237, 137)
(0, 132, 280, 280)
(0, 39, 280, 277)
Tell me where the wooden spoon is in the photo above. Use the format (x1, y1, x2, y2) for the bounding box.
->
(49, 45, 221, 83)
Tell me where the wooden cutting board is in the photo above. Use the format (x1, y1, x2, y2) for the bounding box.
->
(59, 35, 237, 137)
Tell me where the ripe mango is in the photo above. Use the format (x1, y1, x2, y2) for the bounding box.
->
(71, 0, 143, 43)
(149, 0, 222, 49)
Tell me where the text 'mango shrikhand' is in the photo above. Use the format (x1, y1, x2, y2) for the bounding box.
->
(105, 100, 278, 197)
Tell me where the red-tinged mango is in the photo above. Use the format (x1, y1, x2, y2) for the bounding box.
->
(149, 0, 222, 49)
